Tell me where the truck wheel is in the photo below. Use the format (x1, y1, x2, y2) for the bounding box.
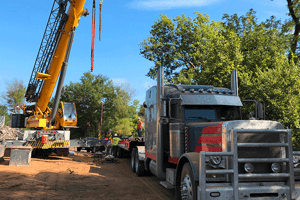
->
(135, 149, 145, 176)
(180, 162, 197, 200)
(117, 147, 123, 158)
(131, 148, 136, 172)
(77, 147, 82, 152)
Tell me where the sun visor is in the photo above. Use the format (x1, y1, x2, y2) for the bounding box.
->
(180, 94, 243, 106)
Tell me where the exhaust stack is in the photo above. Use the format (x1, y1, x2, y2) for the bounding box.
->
(156, 65, 166, 180)
(231, 70, 238, 96)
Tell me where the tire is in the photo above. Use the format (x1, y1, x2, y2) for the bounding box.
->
(180, 162, 197, 200)
(117, 147, 123, 158)
(77, 147, 82, 152)
(131, 148, 137, 172)
(135, 149, 145, 177)
(87, 148, 91, 153)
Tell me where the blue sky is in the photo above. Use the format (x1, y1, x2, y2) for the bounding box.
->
(0, 0, 290, 106)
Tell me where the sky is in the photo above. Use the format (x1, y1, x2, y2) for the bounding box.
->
(0, 0, 290, 107)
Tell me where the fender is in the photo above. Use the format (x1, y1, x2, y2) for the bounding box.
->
(136, 146, 145, 161)
(176, 152, 200, 181)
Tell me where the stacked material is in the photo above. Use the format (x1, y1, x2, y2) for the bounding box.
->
(0, 125, 24, 140)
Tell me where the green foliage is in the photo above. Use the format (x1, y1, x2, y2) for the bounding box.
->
(112, 118, 133, 136)
(61, 72, 138, 138)
(140, 10, 300, 149)
(1, 79, 26, 113)
(0, 104, 10, 125)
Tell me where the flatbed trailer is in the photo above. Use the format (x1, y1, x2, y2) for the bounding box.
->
(117, 137, 145, 158)
(69, 138, 106, 153)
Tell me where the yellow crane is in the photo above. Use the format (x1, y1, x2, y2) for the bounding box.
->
(11, 0, 93, 156)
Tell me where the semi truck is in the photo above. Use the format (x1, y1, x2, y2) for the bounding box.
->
(130, 67, 300, 200)
(9, 0, 89, 156)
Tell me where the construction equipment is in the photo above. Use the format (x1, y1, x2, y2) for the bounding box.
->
(130, 67, 300, 199)
(10, 0, 90, 156)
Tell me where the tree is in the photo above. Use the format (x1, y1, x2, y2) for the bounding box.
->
(61, 72, 137, 138)
(1, 79, 26, 113)
(285, 0, 300, 61)
(140, 11, 300, 148)
(0, 104, 10, 125)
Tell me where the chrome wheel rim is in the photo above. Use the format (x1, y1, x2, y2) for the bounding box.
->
(180, 174, 193, 200)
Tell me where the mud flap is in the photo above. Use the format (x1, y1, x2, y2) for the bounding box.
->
(9, 146, 33, 166)
(0, 145, 5, 162)
(0, 145, 5, 157)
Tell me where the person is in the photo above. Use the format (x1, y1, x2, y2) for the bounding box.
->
(137, 117, 143, 137)
(112, 133, 121, 157)
(105, 129, 112, 156)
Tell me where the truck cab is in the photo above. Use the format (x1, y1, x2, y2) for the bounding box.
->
(144, 84, 243, 163)
(140, 70, 300, 200)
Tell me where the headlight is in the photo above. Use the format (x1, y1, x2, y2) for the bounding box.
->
(210, 156, 222, 165)
(244, 163, 254, 173)
(271, 163, 281, 173)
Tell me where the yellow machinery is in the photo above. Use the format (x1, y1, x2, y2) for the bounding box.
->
(11, 0, 89, 155)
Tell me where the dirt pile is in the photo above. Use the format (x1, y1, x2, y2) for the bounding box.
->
(0, 125, 24, 140)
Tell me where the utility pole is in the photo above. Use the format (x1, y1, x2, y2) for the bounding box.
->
(98, 103, 103, 139)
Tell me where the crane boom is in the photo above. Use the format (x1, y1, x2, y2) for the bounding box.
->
(36, 0, 87, 113)
(11, 0, 97, 156)
(21, 0, 89, 130)
(25, 0, 68, 103)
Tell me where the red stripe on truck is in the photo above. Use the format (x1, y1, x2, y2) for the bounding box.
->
(145, 149, 156, 161)
(201, 123, 223, 134)
(194, 146, 222, 152)
(168, 157, 179, 164)
(197, 136, 222, 144)
(194, 123, 223, 152)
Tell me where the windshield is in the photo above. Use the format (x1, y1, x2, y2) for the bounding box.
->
(63, 103, 76, 121)
(185, 105, 241, 123)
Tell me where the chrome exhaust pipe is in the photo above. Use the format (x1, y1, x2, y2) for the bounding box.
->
(231, 70, 238, 96)
(156, 65, 166, 180)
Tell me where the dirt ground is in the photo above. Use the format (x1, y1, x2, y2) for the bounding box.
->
(0, 148, 175, 200)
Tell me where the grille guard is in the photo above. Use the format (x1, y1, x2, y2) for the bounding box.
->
(198, 129, 296, 200)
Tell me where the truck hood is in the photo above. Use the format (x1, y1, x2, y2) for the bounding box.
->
(186, 120, 284, 153)
(221, 120, 283, 131)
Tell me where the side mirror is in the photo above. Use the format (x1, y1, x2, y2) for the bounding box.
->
(143, 102, 147, 108)
(257, 102, 264, 119)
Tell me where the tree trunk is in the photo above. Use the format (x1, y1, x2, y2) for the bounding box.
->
(287, 0, 300, 61)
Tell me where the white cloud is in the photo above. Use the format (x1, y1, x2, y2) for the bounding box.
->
(252, 0, 287, 8)
(129, 0, 222, 10)
(112, 78, 128, 86)
(142, 81, 155, 89)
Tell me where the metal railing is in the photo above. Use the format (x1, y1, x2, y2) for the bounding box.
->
(199, 129, 295, 200)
